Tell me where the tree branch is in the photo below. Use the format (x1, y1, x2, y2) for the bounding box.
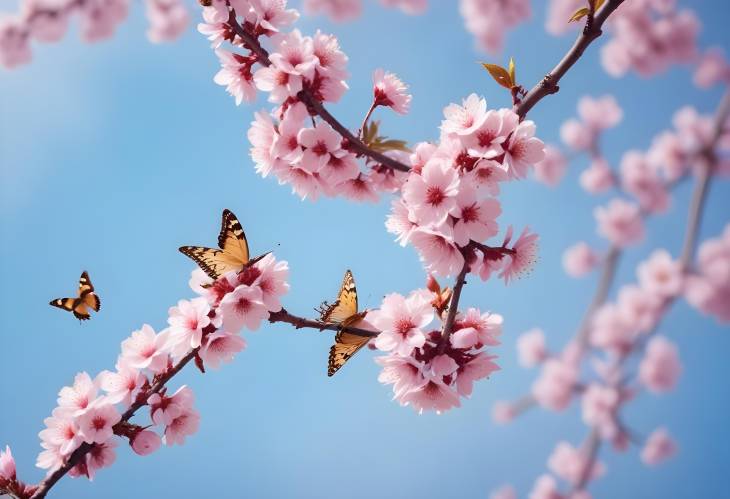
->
(268, 308, 379, 337)
(515, 0, 626, 118)
(30, 349, 199, 499)
(437, 261, 470, 354)
(225, 11, 411, 173)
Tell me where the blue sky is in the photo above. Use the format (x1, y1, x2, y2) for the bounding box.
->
(1, 1, 729, 498)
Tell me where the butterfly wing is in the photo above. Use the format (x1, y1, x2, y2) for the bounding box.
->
(328, 330, 370, 377)
(179, 209, 251, 281)
(218, 209, 250, 263)
(78, 271, 101, 312)
(49, 298, 91, 321)
(319, 270, 358, 324)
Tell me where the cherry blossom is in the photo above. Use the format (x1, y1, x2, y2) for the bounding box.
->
(517, 328, 547, 368)
(121, 324, 171, 373)
(130, 430, 162, 456)
(372, 68, 412, 115)
(562, 242, 600, 278)
(638, 336, 682, 393)
(594, 199, 644, 247)
(640, 427, 677, 466)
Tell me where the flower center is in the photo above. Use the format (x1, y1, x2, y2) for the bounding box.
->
(461, 204, 478, 223)
(92, 416, 106, 431)
(426, 186, 445, 206)
(312, 141, 328, 156)
(394, 318, 415, 337)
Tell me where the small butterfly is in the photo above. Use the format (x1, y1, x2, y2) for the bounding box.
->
(317, 270, 369, 377)
(179, 209, 266, 281)
(50, 271, 101, 321)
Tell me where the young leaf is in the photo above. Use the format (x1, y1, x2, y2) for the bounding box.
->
(508, 57, 516, 86)
(591, 0, 606, 11)
(481, 63, 514, 90)
(568, 7, 590, 22)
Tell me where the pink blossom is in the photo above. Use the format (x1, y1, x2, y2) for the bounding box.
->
(148, 385, 194, 426)
(0, 445, 16, 480)
(500, 226, 539, 284)
(214, 49, 257, 105)
(641, 427, 677, 466)
(639, 336, 681, 393)
(455, 352, 499, 397)
(545, 0, 582, 35)
(547, 441, 605, 486)
(303, 0, 361, 22)
(23, 0, 70, 43)
(56, 372, 99, 418)
(376, 355, 425, 398)
(462, 109, 515, 159)
(503, 121, 545, 179)
(380, 0, 427, 15)
(338, 174, 380, 202)
(529, 474, 562, 499)
(249, 0, 299, 33)
(562, 242, 599, 277)
(693, 47, 730, 89)
(219, 283, 268, 331)
(76, 400, 121, 444)
(371, 292, 432, 356)
(399, 374, 461, 414)
(121, 324, 171, 373)
(534, 145, 567, 186)
(594, 199, 644, 247)
(38, 409, 83, 456)
(167, 297, 212, 357)
(268, 29, 317, 80)
(490, 484, 517, 499)
(517, 328, 547, 368)
(581, 383, 621, 439)
(145, 0, 189, 43)
(452, 187, 500, 246)
(441, 93, 488, 137)
(298, 122, 344, 173)
(386, 199, 418, 246)
(372, 68, 411, 115)
(578, 95, 623, 131)
(402, 160, 460, 226)
(198, 5, 230, 48)
(492, 401, 516, 424)
(98, 362, 146, 407)
(637, 249, 682, 298)
(131, 430, 162, 456)
(647, 131, 687, 181)
(409, 226, 465, 277)
(254, 63, 303, 104)
(580, 158, 615, 194)
(312, 30, 348, 80)
(77, 0, 129, 43)
(164, 407, 201, 446)
(458, 308, 502, 346)
(252, 253, 290, 311)
(590, 303, 635, 355)
(616, 285, 661, 334)
(459, 0, 530, 54)
(468, 159, 509, 195)
(283, 165, 323, 200)
(200, 331, 247, 369)
(560, 118, 593, 151)
(619, 150, 669, 213)
(249, 110, 282, 178)
(73, 439, 117, 480)
(532, 359, 577, 411)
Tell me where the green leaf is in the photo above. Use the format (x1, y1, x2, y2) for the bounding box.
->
(362, 121, 410, 153)
(568, 7, 590, 22)
(481, 63, 514, 90)
(508, 57, 516, 86)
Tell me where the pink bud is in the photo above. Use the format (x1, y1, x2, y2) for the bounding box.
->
(0, 445, 16, 480)
(131, 431, 162, 456)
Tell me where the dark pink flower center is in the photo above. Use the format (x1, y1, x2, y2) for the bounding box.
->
(395, 318, 415, 337)
(276, 71, 289, 86)
(461, 204, 479, 223)
(426, 186, 445, 206)
(141, 345, 157, 359)
(186, 317, 199, 331)
(287, 136, 298, 151)
(312, 141, 328, 156)
(235, 298, 252, 314)
(477, 130, 496, 147)
(92, 416, 106, 431)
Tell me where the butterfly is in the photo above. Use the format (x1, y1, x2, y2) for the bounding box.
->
(179, 209, 265, 281)
(318, 270, 369, 377)
(49, 271, 101, 321)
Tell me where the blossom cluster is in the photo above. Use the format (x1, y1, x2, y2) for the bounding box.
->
(370, 287, 501, 413)
(459, 0, 530, 54)
(386, 93, 544, 278)
(0, 0, 188, 69)
(685, 224, 730, 323)
(302, 0, 426, 23)
(29, 254, 289, 483)
(601, 0, 699, 78)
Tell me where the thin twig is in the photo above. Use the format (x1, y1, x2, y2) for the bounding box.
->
(268, 309, 378, 337)
(437, 262, 469, 354)
(515, 0, 626, 118)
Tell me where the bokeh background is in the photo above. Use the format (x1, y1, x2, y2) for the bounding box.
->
(1, 1, 729, 497)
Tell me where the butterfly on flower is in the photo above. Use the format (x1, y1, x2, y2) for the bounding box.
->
(179, 209, 266, 282)
(317, 270, 370, 377)
(49, 271, 101, 321)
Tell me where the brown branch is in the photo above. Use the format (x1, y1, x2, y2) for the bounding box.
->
(225, 11, 411, 173)
(515, 0, 626, 118)
(30, 349, 199, 499)
(575, 246, 621, 349)
(437, 261, 470, 354)
(268, 308, 379, 337)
